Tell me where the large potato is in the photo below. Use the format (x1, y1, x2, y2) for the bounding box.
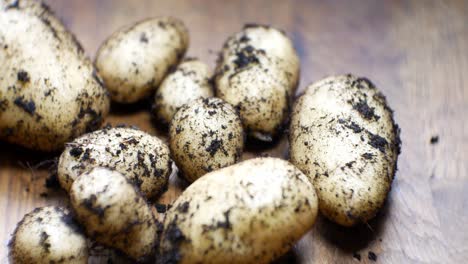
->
(95, 17, 189, 103)
(215, 24, 299, 142)
(153, 58, 214, 124)
(70, 167, 158, 262)
(0, 0, 110, 151)
(9, 206, 88, 264)
(289, 74, 401, 226)
(169, 98, 244, 182)
(159, 157, 318, 264)
(57, 126, 172, 200)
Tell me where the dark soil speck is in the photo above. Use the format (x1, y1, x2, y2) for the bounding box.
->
(206, 139, 222, 156)
(14, 96, 36, 116)
(17, 70, 30, 82)
(368, 133, 388, 153)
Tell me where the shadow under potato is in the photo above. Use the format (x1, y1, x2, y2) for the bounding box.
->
(110, 98, 153, 116)
(244, 135, 283, 153)
(316, 197, 391, 254)
(272, 249, 299, 264)
(149, 104, 170, 135)
(0, 141, 59, 169)
(0, 141, 69, 208)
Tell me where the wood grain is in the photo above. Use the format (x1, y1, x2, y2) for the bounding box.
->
(1, 0, 467, 263)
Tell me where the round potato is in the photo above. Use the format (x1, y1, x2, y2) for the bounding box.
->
(289, 74, 401, 226)
(95, 17, 189, 103)
(159, 157, 318, 264)
(220, 24, 300, 92)
(215, 24, 299, 142)
(9, 206, 88, 264)
(153, 58, 214, 124)
(169, 97, 244, 182)
(0, 0, 110, 151)
(57, 126, 172, 200)
(70, 167, 158, 262)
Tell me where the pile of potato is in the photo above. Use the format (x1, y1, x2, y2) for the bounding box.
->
(3, 1, 401, 263)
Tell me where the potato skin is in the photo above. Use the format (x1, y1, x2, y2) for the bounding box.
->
(70, 167, 158, 262)
(220, 24, 300, 92)
(9, 206, 88, 264)
(289, 74, 401, 226)
(0, 0, 110, 151)
(169, 97, 244, 182)
(57, 126, 172, 200)
(215, 24, 299, 142)
(159, 158, 318, 264)
(95, 17, 189, 103)
(154, 58, 214, 124)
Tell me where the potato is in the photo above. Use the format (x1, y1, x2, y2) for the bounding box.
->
(70, 167, 158, 262)
(57, 126, 172, 200)
(289, 74, 401, 226)
(220, 24, 300, 92)
(153, 58, 214, 124)
(214, 24, 299, 142)
(159, 157, 318, 264)
(95, 17, 189, 103)
(169, 97, 244, 182)
(0, 0, 110, 151)
(9, 206, 88, 264)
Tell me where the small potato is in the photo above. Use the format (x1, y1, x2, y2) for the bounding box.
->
(58, 126, 172, 200)
(153, 58, 214, 124)
(215, 24, 299, 141)
(9, 206, 88, 264)
(70, 167, 158, 262)
(0, 0, 110, 151)
(169, 97, 243, 182)
(289, 74, 401, 226)
(95, 17, 189, 103)
(159, 157, 318, 264)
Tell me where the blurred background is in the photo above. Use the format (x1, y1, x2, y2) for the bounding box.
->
(1, 0, 467, 263)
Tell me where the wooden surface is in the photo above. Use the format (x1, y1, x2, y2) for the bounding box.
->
(1, 0, 467, 263)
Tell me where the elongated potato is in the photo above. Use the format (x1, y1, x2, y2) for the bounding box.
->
(70, 167, 158, 262)
(57, 126, 172, 199)
(289, 74, 401, 226)
(159, 158, 318, 264)
(169, 98, 244, 182)
(154, 58, 214, 124)
(215, 24, 299, 141)
(0, 0, 110, 151)
(95, 17, 189, 103)
(9, 206, 88, 264)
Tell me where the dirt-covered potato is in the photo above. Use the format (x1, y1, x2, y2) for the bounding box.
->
(159, 157, 318, 264)
(153, 58, 214, 124)
(95, 17, 189, 103)
(9, 206, 88, 264)
(58, 126, 172, 200)
(0, 0, 110, 151)
(70, 167, 158, 262)
(220, 24, 300, 92)
(214, 24, 299, 142)
(289, 74, 401, 226)
(169, 98, 243, 182)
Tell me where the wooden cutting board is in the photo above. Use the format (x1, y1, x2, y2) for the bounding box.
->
(1, 0, 467, 263)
